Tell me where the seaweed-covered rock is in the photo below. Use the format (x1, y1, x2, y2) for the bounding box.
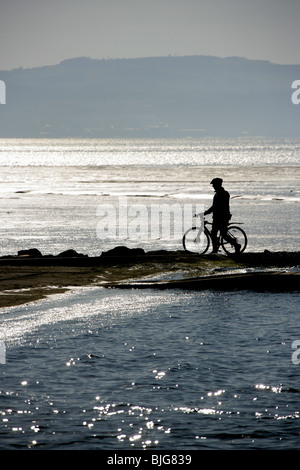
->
(57, 249, 87, 258)
(101, 246, 145, 257)
(17, 248, 43, 258)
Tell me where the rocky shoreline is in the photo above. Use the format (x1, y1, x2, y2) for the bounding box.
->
(1, 246, 300, 267)
(0, 247, 299, 308)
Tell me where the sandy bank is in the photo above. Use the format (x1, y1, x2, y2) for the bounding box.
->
(0, 248, 299, 308)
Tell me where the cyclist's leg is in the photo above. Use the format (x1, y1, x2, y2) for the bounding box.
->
(220, 222, 241, 251)
(211, 221, 220, 253)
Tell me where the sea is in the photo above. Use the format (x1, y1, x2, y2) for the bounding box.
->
(0, 137, 299, 452)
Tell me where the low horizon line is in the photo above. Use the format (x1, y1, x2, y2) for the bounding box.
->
(2, 53, 300, 73)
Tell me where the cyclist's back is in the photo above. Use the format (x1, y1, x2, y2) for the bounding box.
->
(205, 185, 231, 222)
(204, 178, 240, 254)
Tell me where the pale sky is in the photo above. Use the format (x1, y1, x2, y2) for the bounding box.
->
(1, 0, 300, 70)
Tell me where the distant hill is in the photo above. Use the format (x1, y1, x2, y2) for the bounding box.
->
(0, 55, 299, 138)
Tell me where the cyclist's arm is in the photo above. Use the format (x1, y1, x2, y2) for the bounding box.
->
(204, 206, 213, 215)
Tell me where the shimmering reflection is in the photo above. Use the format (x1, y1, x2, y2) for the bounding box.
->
(0, 287, 180, 346)
(0, 138, 299, 166)
(1, 288, 300, 449)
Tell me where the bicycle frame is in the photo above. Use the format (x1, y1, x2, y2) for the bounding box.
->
(182, 213, 247, 255)
(204, 220, 243, 242)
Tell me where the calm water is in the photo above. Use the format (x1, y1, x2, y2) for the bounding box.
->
(0, 137, 299, 256)
(0, 137, 299, 450)
(1, 287, 300, 450)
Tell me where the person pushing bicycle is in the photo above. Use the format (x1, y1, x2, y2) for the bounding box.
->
(204, 178, 241, 254)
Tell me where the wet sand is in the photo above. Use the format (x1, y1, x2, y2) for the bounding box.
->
(0, 249, 299, 308)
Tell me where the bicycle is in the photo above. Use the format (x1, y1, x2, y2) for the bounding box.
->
(182, 213, 247, 255)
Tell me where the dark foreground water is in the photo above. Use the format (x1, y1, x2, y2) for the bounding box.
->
(1, 286, 299, 450)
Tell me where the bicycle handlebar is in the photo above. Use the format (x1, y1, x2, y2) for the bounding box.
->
(193, 212, 204, 218)
(193, 212, 243, 226)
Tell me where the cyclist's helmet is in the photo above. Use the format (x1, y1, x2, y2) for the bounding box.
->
(210, 178, 223, 185)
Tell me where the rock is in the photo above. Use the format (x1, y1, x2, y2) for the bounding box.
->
(57, 249, 87, 258)
(101, 246, 145, 257)
(18, 248, 43, 258)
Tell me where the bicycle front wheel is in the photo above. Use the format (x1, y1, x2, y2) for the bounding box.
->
(182, 227, 210, 254)
(221, 226, 247, 255)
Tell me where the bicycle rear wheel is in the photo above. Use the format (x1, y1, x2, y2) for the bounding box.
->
(182, 227, 210, 254)
(221, 226, 247, 254)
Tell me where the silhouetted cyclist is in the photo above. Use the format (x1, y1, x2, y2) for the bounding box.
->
(204, 178, 241, 254)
